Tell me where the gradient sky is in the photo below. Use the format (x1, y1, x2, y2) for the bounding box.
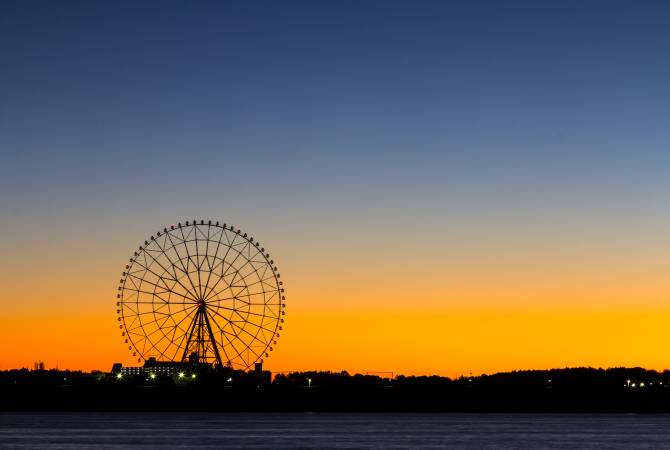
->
(2, 0, 670, 376)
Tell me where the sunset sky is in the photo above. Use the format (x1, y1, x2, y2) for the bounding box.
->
(2, 1, 670, 376)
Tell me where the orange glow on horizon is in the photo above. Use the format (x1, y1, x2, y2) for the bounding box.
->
(2, 215, 669, 377)
(4, 308, 670, 377)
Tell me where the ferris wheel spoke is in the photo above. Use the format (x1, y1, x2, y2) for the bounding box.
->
(203, 309, 235, 364)
(130, 250, 199, 302)
(214, 309, 266, 349)
(217, 247, 264, 289)
(208, 308, 255, 348)
(144, 312, 191, 360)
(149, 237, 196, 287)
(164, 229, 201, 300)
(178, 225, 203, 299)
(133, 244, 183, 286)
(138, 275, 198, 304)
(133, 308, 172, 329)
(213, 227, 237, 269)
(210, 304, 277, 321)
(205, 257, 265, 302)
(136, 317, 176, 357)
(206, 285, 278, 318)
(156, 314, 200, 359)
(230, 309, 278, 335)
(201, 239, 245, 300)
(243, 324, 277, 344)
(227, 318, 274, 343)
(205, 274, 245, 303)
(125, 301, 196, 305)
(126, 303, 194, 330)
(215, 262, 265, 297)
(201, 225, 223, 301)
(124, 288, 176, 304)
(126, 272, 166, 293)
(204, 298, 258, 367)
(219, 327, 246, 367)
(207, 275, 276, 306)
(173, 306, 198, 358)
(217, 327, 239, 364)
(218, 321, 255, 363)
(127, 288, 193, 307)
(207, 287, 273, 305)
(204, 249, 228, 278)
(229, 266, 275, 292)
(227, 322, 264, 363)
(165, 310, 200, 361)
(212, 237, 252, 282)
(201, 265, 239, 304)
(122, 309, 173, 317)
(125, 307, 191, 338)
(160, 232, 195, 291)
(201, 225, 210, 273)
(232, 274, 278, 292)
(229, 256, 267, 285)
(127, 321, 163, 342)
(197, 225, 212, 265)
(193, 224, 203, 298)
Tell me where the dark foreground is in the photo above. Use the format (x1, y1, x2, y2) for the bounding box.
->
(3, 367, 670, 412)
(3, 412, 670, 449)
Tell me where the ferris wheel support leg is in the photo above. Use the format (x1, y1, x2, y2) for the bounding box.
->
(203, 310, 224, 368)
(181, 310, 201, 363)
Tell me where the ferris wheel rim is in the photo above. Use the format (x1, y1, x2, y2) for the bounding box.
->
(116, 219, 286, 369)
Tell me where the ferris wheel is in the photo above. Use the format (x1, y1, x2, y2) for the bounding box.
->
(116, 220, 285, 370)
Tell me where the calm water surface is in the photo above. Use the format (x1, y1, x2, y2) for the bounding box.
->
(2, 413, 670, 449)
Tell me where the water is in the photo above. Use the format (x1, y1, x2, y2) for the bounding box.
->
(2, 413, 670, 449)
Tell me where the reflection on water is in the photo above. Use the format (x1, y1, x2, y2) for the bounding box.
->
(2, 412, 670, 449)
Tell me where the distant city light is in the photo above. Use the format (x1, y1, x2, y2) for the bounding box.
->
(116, 373, 122, 379)
(227, 377, 233, 382)
(191, 374, 196, 379)
(640, 382, 645, 387)
(178, 372, 185, 378)
(149, 373, 156, 379)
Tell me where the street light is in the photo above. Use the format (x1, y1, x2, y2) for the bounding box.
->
(149, 373, 156, 380)
(307, 378, 312, 388)
(191, 373, 197, 379)
(116, 373, 123, 379)
(178, 372, 185, 379)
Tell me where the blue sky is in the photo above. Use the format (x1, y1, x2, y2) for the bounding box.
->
(1, 0, 670, 295)
(3, 1, 669, 217)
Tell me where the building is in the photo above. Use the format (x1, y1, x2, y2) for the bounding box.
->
(111, 358, 190, 377)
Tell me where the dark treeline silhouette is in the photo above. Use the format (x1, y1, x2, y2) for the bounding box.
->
(2, 367, 670, 412)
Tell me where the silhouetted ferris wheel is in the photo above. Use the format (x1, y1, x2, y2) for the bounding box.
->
(116, 220, 285, 370)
